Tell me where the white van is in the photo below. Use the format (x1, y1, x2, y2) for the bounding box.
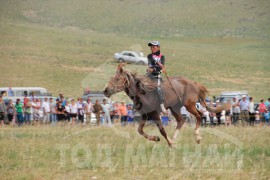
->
(216, 90, 249, 104)
(0, 87, 50, 103)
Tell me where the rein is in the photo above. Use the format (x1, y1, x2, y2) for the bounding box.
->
(107, 72, 130, 93)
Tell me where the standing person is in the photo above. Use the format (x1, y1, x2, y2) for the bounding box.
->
(7, 87, 14, 97)
(24, 97, 32, 125)
(249, 97, 255, 126)
(77, 98, 85, 124)
(199, 104, 208, 127)
(49, 98, 57, 126)
(58, 92, 63, 100)
(93, 100, 102, 126)
(113, 102, 121, 123)
(59, 92, 66, 106)
(101, 99, 112, 126)
(69, 99, 78, 125)
(258, 99, 267, 124)
(42, 97, 50, 125)
(15, 99, 24, 126)
(85, 98, 93, 125)
(127, 105, 135, 124)
(265, 98, 270, 107)
(56, 101, 66, 126)
(6, 100, 15, 125)
(0, 95, 7, 126)
(225, 101, 232, 127)
(255, 111, 260, 125)
(147, 41, 167, 113)
(215, 101, 222, 126)
(209, 101, 215, 126)
(110, 102, 115, 124)
(266, 98, 270, 124)
(120, 101, 128, 125)
(32, 98, 39, 125)
(231, 97, 240, 125)
(239, 95, 250, 125)
(36, 99, 42, 123)
(59, 92, 64, 99)
(64, 101, 71, 124)
(29, 92, 36, 101)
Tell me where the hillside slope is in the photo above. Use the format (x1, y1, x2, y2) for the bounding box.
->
(0, 0, 269, 100)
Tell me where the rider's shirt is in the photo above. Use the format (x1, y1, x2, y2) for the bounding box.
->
(147, 50, 165, 76)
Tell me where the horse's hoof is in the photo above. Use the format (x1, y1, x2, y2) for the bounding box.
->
(155, 136, 160, 141)
(169, 143, 176, 148)
(195, 136, 202, 144)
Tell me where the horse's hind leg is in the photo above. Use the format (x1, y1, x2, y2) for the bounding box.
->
(152, 111, 174, 147)
(170, 106, 186, 142)
(138, 114, 160, 142)
(185, 101, 203, 144)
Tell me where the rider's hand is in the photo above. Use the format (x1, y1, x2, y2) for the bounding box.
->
(162, 68, 166, 73)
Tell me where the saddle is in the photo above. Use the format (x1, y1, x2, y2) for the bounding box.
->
(135, 75, 159, 93)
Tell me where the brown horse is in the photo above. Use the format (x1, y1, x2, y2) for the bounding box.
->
(104, 64, 228, 147)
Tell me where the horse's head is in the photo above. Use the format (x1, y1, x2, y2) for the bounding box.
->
(103, 63, 129, 97)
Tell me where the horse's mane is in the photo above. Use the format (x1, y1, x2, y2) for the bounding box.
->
(124, 70, 158, 93)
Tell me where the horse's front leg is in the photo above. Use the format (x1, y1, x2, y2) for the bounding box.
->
(170, 107, 186, 143)
(138, 116, 160, 142)
(152, 112, 174, 147)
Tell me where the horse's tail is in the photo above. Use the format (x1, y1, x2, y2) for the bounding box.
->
(196, 82, 229, 113)
(196, 82, 208, 107)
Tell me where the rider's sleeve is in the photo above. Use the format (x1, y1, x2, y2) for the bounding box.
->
(147, 54, 153, 67)
(161, 55, 165, 66)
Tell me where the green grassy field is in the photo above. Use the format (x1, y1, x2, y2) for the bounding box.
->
(0, 124, 270, 179)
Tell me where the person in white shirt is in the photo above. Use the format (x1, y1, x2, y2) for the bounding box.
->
(76, 98, 85, 123)
(85, 98, 93, 125)
(31, 98, 38, 124)
(49, 98, 57, 126)
(65, 101, 71, 123)
(101, 99, 112, 126)
(249, 97, 255, 126)
(199, 104, 208, 127)
(231, 97, 240, 125)
(42, 97, 50, 124)
(239, 95, 250, 124)
(69, 99, 78, 125)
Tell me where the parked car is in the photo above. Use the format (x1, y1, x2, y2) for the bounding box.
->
(82, 91, 111, 104)
(215, 90, 249, 104)
(114, 51, 148, 65)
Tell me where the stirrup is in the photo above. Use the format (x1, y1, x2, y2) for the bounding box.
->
(160, 103, 167, 114)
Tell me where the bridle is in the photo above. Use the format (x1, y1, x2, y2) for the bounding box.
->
(107, 72, 130, 94)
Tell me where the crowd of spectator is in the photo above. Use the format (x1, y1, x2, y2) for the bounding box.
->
(0, 92, 269, 127)
(197, 96, 270, 127)
(0, 92, 136, 127)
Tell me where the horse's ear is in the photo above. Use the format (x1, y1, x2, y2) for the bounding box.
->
(117, 63, 126, 73)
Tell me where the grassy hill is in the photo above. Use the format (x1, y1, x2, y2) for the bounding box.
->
(0, 0, 269, 101)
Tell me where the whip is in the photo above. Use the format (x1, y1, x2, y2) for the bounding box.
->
(163, 70, 182, 102)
